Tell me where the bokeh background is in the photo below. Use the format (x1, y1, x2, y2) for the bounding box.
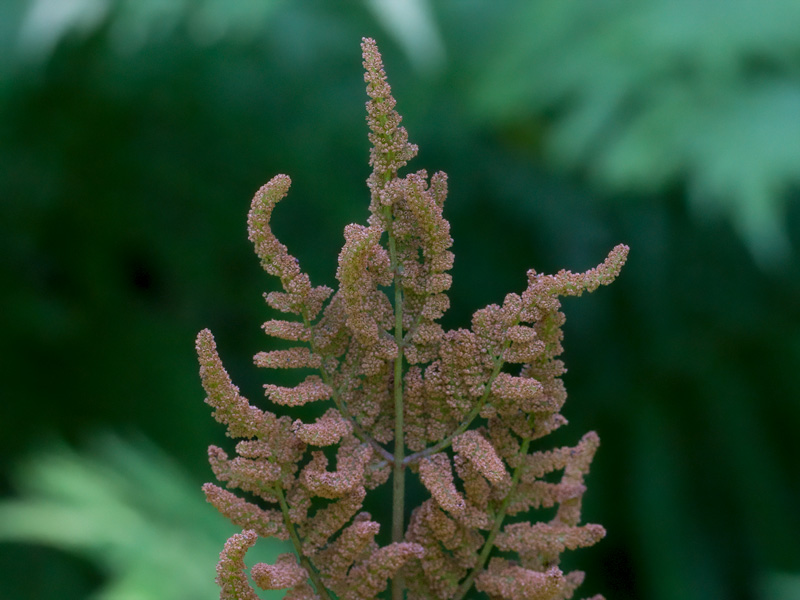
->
(2, 1, 800, 599)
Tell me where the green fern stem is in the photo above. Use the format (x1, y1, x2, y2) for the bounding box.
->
(301, 310, 394, 463)
(403, 335, 514, 466)
(382, 202, 408, 600)
(451, 428, 533, 600)
(274, 485, 334, 600)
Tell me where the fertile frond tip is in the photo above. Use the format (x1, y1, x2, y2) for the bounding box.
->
(362, 36, 418, 185)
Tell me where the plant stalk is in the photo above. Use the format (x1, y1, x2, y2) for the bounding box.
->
(451, 432, 532, 600)
(384, 204, 407, 600)
(403, 335, 514, 466)
(275, 485, 334, 600)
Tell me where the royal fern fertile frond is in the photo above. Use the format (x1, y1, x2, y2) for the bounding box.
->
(197, 37, 628, 600)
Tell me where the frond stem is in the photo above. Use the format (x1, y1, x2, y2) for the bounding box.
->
(403, 336, 513, 466)
(451, 426, 533, 600)
(302, 310, 394, 463)
(383, 202, 407, 600)
(274, 485, 334, 600)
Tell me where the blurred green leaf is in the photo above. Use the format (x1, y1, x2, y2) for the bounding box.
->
(13, 0, 284, 60)
(365, 0, 444, 74)
(760, 572, 800, 600)
(0, 434, 290, 600)
(472, 0, 800, 264)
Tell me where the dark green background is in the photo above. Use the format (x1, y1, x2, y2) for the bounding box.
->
(2, 2, 800, 599)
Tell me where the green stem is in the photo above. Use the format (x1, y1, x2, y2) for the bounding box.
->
(451, 432, 533, 600)
(403, 336, 513, 467)
(274, 485, 334, 600)
(384, 205, 407, 600)
(323, 366, 394, 463)
(301, 310, 394, 463)
(375, 99, 404, 600)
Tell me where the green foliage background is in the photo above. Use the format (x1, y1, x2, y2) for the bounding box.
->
(2, 1, 800, 599)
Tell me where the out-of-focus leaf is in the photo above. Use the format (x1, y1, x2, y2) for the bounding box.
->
(14, 0, 284, 59)
(0, 434, 289, 600)
(472, 0, 800, 264)
(10, 0, 443, 77)
(760, 572, 800, 600)
(365, 0, 445, 74)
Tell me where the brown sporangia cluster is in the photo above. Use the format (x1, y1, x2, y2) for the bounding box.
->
(197, 37, 628, 600)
